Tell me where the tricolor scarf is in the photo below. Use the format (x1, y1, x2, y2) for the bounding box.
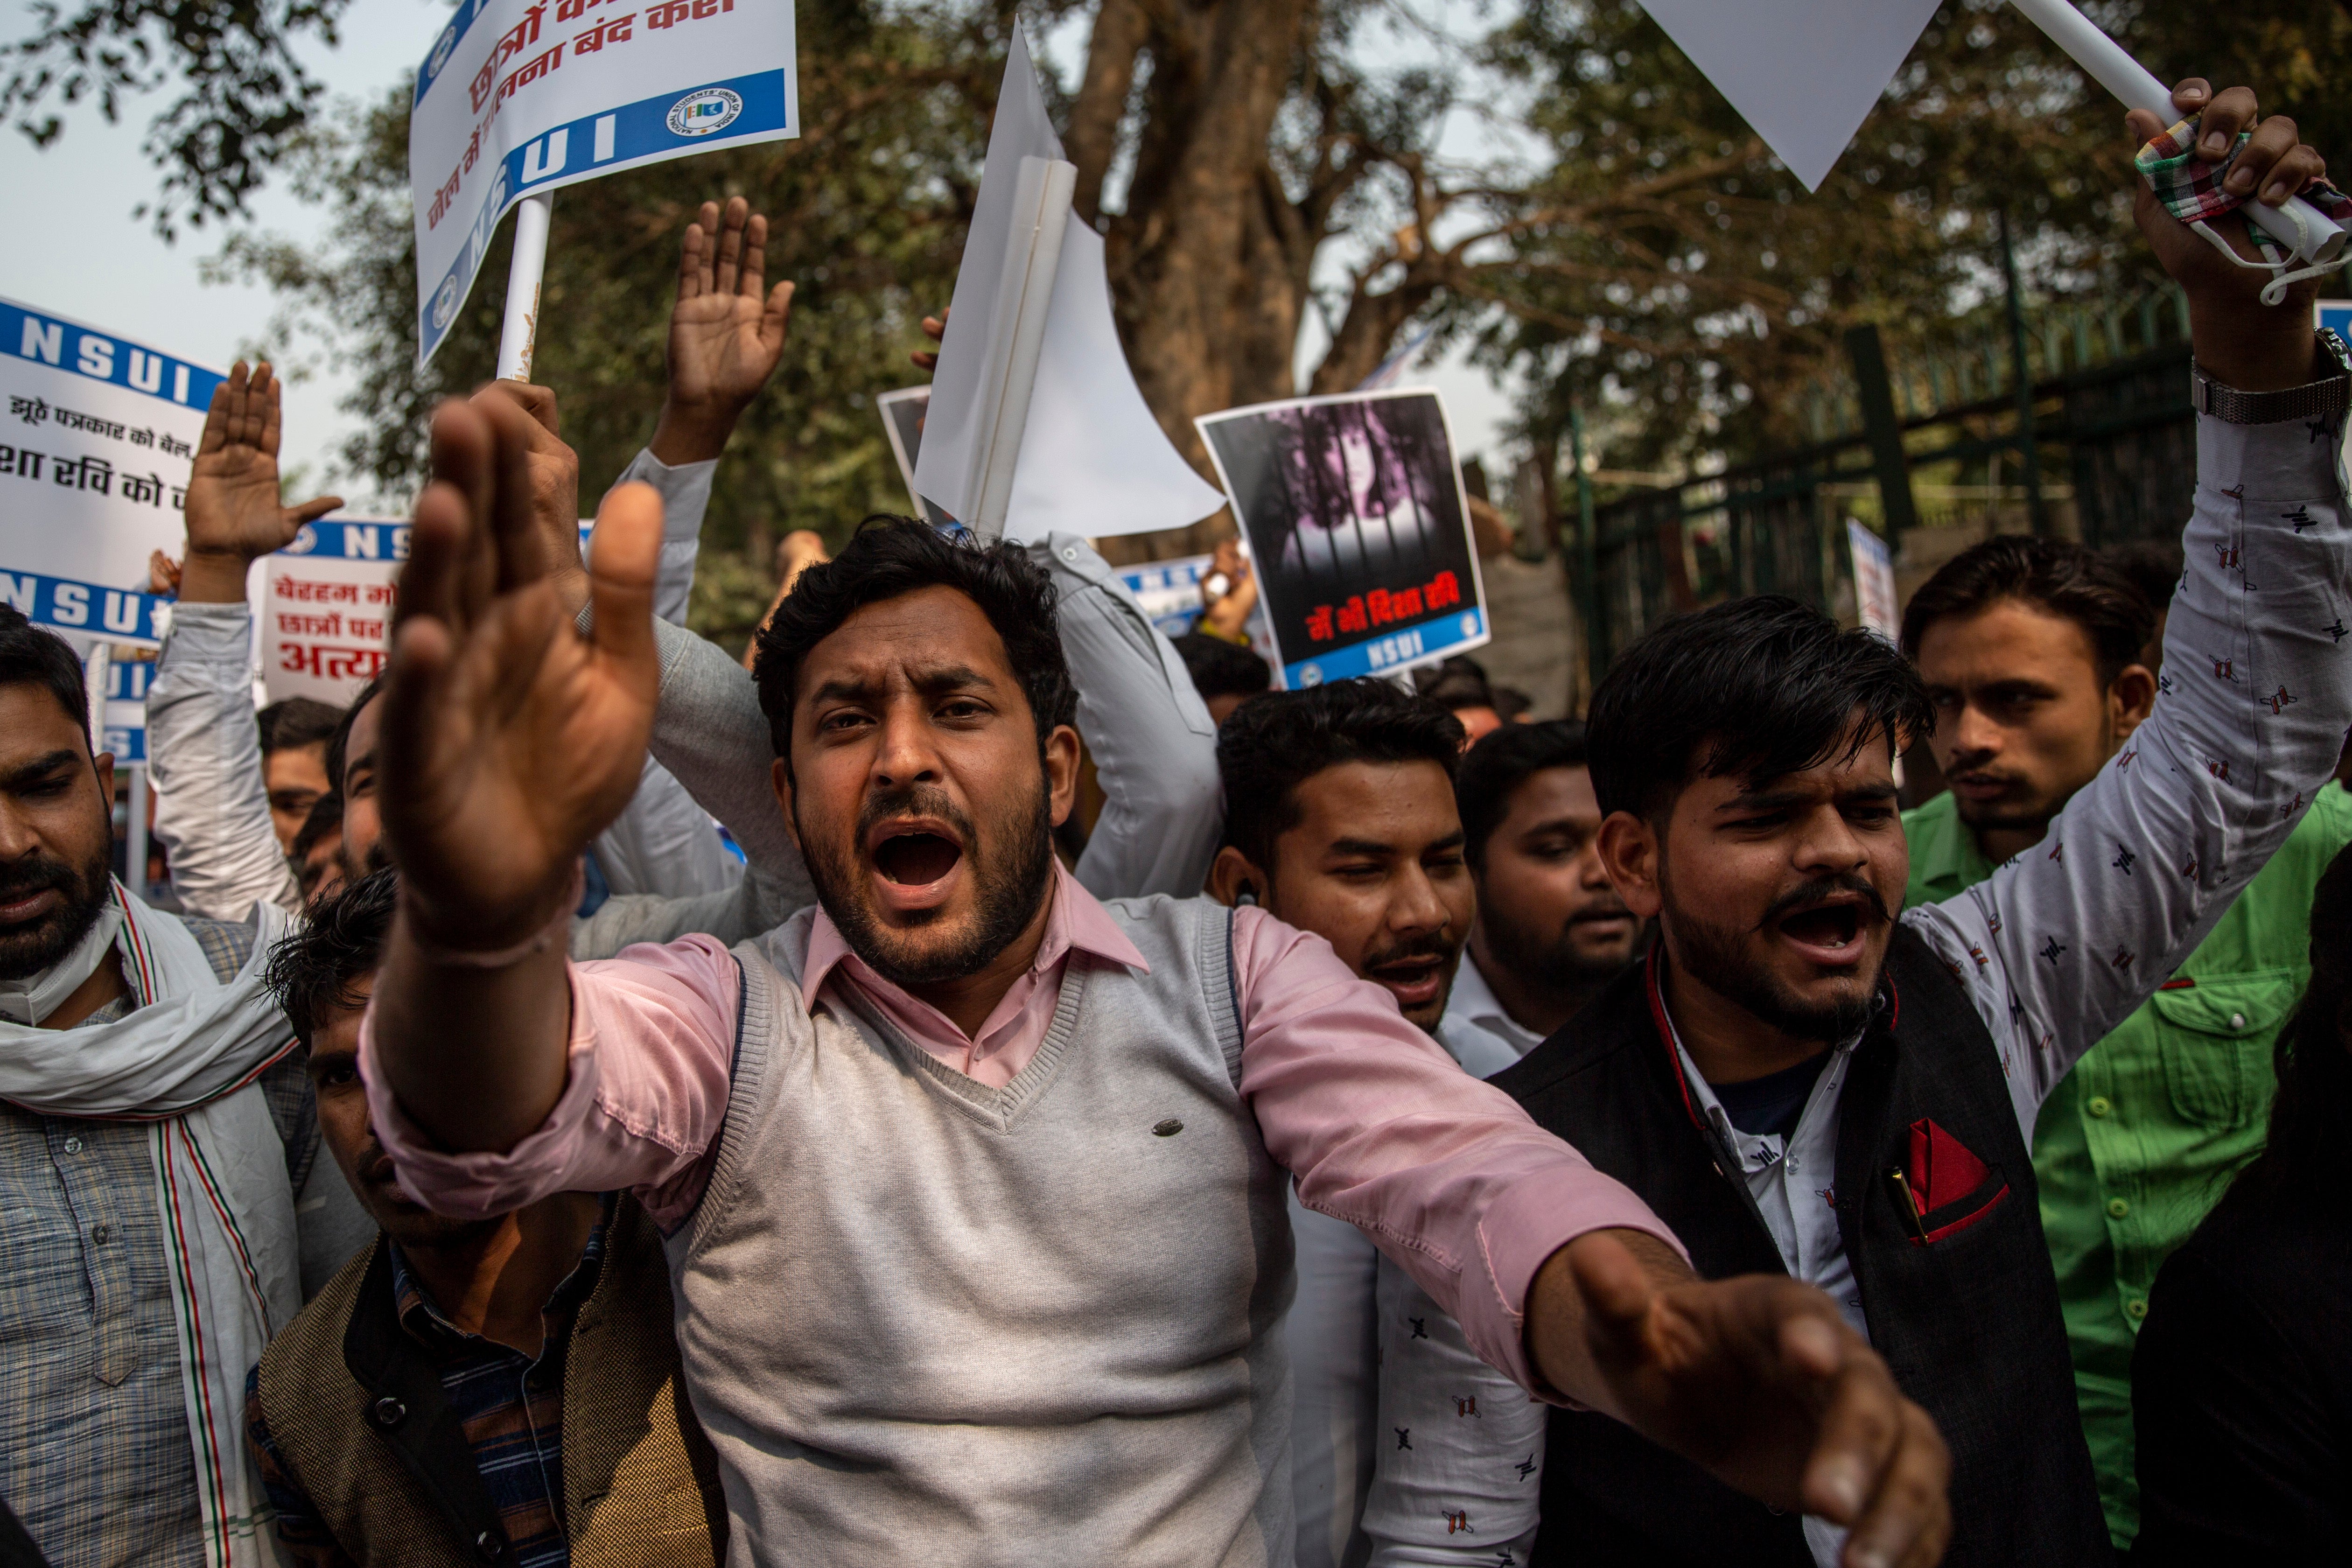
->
(0, 882, 301, 1568)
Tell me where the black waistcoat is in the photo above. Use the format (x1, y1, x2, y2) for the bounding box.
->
(1489, 925, 2109, 1568)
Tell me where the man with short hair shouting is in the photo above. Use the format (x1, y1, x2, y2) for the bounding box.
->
(1493, 77, 2352, 1568)
(357, 396, 1952, 1565)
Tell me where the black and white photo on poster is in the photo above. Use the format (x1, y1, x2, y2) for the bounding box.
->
(876, 386, 955, 528)
(1196, 388, 1487, 688)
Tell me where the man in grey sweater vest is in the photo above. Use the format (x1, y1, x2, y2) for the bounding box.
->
(356, 396, 1953, 1568)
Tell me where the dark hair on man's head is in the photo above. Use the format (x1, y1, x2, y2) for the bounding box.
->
(1217, 679, 1465, 873)
(1456, 720, 1590, 869)
(2233, 843, 2352, 1207)
(290, 791, 344, 868)
(324, 673, 384, 795)
(1899, 535, 2155, 685)
(258, 697, 344, 758)
(265, 866, 397, 1047)
(0, 606, 91, 746)
(2103, 539, 2186, 615)
(1588, 596, 1931, 821)
(750, 518, 1076, 766)
(1414, 654, 1496, 713)
(1172, 631, 1271, 702)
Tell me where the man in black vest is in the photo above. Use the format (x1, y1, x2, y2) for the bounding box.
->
(1495, 77, 2352, 1568)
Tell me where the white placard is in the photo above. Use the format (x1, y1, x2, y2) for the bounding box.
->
(260, 553, 398, 705)
(0, 297, 221, 589)
(410, 0, 802, 366)
(914, 32, 1224, 543)
(1634, 0, 1940, 191)
(1848, 518, 1899, 642)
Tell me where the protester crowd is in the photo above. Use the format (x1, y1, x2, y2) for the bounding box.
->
(2, 74, 2350, 1568)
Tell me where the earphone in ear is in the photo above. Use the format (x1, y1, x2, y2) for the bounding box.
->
(1236, 882, 1260, 907)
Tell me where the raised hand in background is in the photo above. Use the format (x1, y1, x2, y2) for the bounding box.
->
(177, 362, 343, 603)
(653, 195, 796, 464)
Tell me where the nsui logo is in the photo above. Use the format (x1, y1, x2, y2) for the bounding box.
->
(429, 275, 460, 331)
(427, 27, 456, 80)
(667, 88, 743, 138)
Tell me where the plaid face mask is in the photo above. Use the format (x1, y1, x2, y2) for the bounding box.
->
(2136, 114, 2352, 305)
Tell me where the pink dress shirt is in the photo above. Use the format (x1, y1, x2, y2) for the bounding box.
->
(361, 863, 1681, 1394)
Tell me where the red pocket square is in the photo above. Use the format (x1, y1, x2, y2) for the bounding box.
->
(1907, 1118, 1990, 1211)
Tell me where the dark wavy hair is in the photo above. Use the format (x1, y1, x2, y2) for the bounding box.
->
(1456, 719, 1589, 869)
(1216, 679, 1464, 873)
(1588, 595, 1931, 822)
(0, 605, 90, 747)
(750, 518, 1076, 771)
(264, 866, 398, 1047)
(1900, 535, 2155, 686)
(2233, 842, 2352, 1205)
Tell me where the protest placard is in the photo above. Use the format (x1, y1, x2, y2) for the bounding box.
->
(913, 30, 1224, 543)
(1115, 553, 1277, 666)
(0, 567, 168, 646)
(103, 657, 152, 764)
(0, 297, 221, 590)
(1197, 389, 1489, 690)
(875, 387, 955, 528)
(1847, 518, 1899, 643)
(409, 0, 802, 366)
(257, 519, 409, 703)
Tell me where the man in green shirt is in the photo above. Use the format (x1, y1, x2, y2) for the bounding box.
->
(1900, 533, 2352, 1548)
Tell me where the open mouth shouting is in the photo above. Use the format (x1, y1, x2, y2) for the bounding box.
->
(1765, 885, 1885, 970)
(1360, 938, 1459, 1016)
(866, 816, 969, 917)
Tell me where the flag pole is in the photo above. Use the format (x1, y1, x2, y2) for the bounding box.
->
(2010, 0, 2345, 266)
(495, 193, 556, 381)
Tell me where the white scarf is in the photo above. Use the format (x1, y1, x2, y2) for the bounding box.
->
(0, 882, 301, 1568)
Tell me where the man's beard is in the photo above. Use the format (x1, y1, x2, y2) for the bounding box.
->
(1664, 872, 1888, 1045)
(0, 842, 115, 981)
(1357, 929, 1463, 1033)
(798, 777, 1056, 991)
(336, 831, 390, 888)
(1477, 895, 1641, 994)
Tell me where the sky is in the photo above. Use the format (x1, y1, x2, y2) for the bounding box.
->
(1, 0, 1526, 501)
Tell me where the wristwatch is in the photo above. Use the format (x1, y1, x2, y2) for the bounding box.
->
(2192, 329, 2352, 424)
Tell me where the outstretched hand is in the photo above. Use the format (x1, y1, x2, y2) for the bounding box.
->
(381, 394, 661, 953)
(652, 196, 795, 464)
(178, 361, 342, 603)
(1533, 1231, 1951, 1568)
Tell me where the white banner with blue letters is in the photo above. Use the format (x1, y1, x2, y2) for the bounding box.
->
(1, 297, 222, 591)
(410, 0, 800, 365)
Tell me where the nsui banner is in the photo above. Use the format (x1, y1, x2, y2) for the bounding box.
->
(259, 519, 412, 704)
(0, 297, 222, 589)
(410, 0, 801, 365)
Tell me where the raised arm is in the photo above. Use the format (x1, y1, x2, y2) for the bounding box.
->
(370, 395, 663, 1154)
(149, 362, 340, 920)
(1029, 533, 1223, 898)
(1907, 81, 2352, 1130)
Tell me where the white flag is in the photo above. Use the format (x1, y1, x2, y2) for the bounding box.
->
(1635, 0, 1940, 190)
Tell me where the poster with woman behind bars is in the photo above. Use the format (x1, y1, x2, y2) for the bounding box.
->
(1196, 388, 1489, 689)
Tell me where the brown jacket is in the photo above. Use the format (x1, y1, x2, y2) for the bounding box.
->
(254, 1196, 725, 1567)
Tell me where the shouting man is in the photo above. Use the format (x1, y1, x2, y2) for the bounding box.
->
(1493, 78, 2352, 1568)
(355, 398, 1950, 1566)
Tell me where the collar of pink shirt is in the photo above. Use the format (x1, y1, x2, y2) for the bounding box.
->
(800, 860, 1152, 1088)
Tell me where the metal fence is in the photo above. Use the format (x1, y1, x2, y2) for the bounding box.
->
(1568, 289, 2198, 671)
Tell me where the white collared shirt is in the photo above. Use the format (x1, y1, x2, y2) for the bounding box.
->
(1439, 952, 1546, 1077)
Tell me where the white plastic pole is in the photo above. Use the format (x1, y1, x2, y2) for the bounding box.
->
(2010, 0, 2346, 265)
(495, 193, 555, 381)
(81, 645, 109, 754)
(964, 156, 1078, 539)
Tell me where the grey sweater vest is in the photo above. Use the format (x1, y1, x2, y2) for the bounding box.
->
(666, 896, 1298, 1566)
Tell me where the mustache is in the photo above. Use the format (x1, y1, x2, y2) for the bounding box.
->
(857, 783, 976, 850)
(0, 854, 82, 903)
(1756, 874, 1891, 932)
(1569, 892, 1635, 923)
(1360, 931, 1459, 972)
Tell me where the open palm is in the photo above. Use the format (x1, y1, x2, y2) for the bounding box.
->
(183, 362, 340, 561)
(668, 196, 794, 412)
(383, 396, 660, 949)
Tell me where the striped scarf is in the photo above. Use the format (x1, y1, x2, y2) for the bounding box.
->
(0, 882, 302, 1568)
